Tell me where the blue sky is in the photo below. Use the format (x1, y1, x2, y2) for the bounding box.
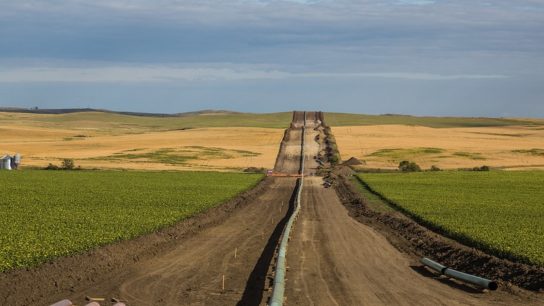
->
(0, 0, 543, 116)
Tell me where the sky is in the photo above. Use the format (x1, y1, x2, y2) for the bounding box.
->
(0, 0, 543, 117)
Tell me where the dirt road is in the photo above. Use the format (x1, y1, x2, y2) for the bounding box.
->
(283, 117, 543, 306)
(0, 113, 304, 306)
(59, 177, 295, 306)
(53, 118, 310, 305)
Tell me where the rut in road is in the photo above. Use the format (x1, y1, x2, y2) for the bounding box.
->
(284, 117, 543, 306)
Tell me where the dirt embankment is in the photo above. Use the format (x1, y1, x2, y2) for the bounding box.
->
(333, 170, 544, 292)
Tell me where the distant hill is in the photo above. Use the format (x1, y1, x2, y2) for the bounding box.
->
(1, 107, 542, 128)
(0, 107, 240, 118)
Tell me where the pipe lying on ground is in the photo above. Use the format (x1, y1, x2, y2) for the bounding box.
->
(420, 257, 498, 291)
(420, 257, 447, 274)
(269, 112, 306, 306)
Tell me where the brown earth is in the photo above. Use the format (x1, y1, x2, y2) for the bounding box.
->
(334, 173, 544, 291)
(283, 118, 543, 305)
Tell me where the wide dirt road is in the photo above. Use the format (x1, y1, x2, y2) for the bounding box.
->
(55, 178, 294, 306)
(284, 121, 542, 306)
(48, 116, 309, 305)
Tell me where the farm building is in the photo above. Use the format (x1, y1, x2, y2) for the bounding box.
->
(0, 153, 21, 170)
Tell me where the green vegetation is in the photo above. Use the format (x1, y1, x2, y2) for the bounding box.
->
(368, 147, 444, 159)
(2, 111, 542, 134)
(398, 160, 421, 172)
(325, 112, 542, 128)
(323, 126, 341, 165)
(2, 111, 292, 132)
(453, 151, 486, 160)
(44, 159, 79, 170)
(349, 176, 395, 213)
(357, 171, 544, 265)
(366, 147, 490, 164)
(0, 170, 262, 271)
(512, 148, 544, 156)
(89, 147, 260, 166)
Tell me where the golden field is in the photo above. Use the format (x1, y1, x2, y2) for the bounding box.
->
(334, 125, 544, 170)
(2, 111, 543, 171)
(0, 112, 284, 171)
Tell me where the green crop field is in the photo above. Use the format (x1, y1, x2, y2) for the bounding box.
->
(0, 170, 262, 271)
(357, 171, 544, 266)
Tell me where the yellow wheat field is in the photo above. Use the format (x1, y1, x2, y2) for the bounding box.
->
(2, 111, 543, 171)
(334, 125, 544, 170)
(0, 123, 284, 171)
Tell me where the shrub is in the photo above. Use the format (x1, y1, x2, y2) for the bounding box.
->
(243, 167, 266, 173)
(473, 165, 490, 172)
(329, 154, 340, 165)
(61, 159, 75, 170)
(399, 160, 421, 172)
(44, 163, 59, 170)
(430, 165, 441, 171)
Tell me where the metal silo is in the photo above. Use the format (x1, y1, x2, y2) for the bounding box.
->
(2, 156, 11, 170)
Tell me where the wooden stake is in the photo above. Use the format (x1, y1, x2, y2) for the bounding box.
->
(234, 248, 237, 259)
(222, 274, 225, 291)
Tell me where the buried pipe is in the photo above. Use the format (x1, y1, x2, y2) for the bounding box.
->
(420, 257, 498, 291)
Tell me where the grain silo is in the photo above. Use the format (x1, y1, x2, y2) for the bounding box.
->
(0, 155, 12, 170)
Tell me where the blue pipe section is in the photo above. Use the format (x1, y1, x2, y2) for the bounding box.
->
(269, 112, 306, 306)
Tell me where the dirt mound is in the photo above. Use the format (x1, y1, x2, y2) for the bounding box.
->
(343, 157, 364, 166)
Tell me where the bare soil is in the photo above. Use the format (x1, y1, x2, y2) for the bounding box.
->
(333, 171, 544, 292)
(283, 118, 543, 305)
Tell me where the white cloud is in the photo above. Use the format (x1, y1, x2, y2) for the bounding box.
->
(0, 65, 509, 83)
(3, 0, 544, 26)
(396, 0, 436, 5)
